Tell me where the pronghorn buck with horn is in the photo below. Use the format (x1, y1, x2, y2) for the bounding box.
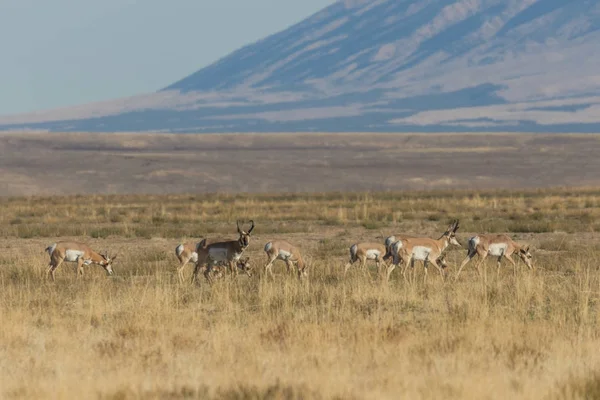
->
(191, 220, 255, 283)
(454, 234, 533, 280)
(344, 242, 388, 277)
(263, 240, 307, 279)
(174, 241, 200, 283)
(386, 220, 461, 283)
(45, 242, 116, 281)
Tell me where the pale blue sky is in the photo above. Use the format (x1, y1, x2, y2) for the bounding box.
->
(0, 0, 335, 116)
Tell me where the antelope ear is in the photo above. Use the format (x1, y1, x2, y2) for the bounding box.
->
(524, 245, 530, 252)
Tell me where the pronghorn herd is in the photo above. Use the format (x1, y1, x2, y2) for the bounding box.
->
(44, 218, 535, 283)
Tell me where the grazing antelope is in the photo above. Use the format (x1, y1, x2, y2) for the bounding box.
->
(386, 220, 461, 283)
(45, 242, 116, 281)
(175, 242, 199, 283)
(263, 240, 307, 279)
(344, 242, 388, 277)
(191, 220, 255, 284)
(454, 234, 533, 280)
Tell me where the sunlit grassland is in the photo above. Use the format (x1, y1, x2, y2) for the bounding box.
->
(1, 189, 600, 399)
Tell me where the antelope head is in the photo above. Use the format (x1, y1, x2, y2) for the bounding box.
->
(100, 251, 117, 276)
(443, 220, 461, 247)
(237, 220, 255, 249)
(518, 245, 533, 269)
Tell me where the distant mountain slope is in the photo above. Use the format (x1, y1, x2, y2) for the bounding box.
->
(2, 0, 600, 132)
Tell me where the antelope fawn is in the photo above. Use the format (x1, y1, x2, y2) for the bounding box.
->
(205, 257, 253, 284)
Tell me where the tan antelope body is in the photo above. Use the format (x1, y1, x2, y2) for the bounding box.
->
(192, 220, 255, 284)
(175, 242, 199, 283)
(344, 242, 388, 277)
(263, 240, 307, 279)
(45, 241, 116, 281)
(387, 220, 461, 282)
(454, 234, 533, 279)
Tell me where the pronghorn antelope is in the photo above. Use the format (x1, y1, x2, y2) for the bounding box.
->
(383, 230, 454, 268)
(386, 220, 461, 282)
(263, 240, 307, 279)
(235, 256, 253, 277)
(454, 234, 533, 280)
(205, 257, 253, 284)
(191, 220, 255, 284)
(175, 242, 199, 283)
(45, 242, 116, 281)
(344, 242, 388, 277)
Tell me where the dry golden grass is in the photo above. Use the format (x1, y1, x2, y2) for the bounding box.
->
(2, 189, 600, 399)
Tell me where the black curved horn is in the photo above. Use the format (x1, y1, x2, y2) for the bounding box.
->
(247, 220, 255, 234)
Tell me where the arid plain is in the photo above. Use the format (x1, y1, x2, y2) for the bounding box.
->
(2, 133, 600, 399)
(2, 132, 600, 196)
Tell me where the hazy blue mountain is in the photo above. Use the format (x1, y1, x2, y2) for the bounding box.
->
(3, 0, 600, 132)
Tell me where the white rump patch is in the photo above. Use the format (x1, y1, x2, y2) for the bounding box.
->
(190, 252, 198, 263)
(46, 243, 57, 255)
(392, 241, 403, 253)
(391, 241, 404, 265)
(384, 236, 396, 250)
(488, 243, 508, 257)
(64, 249, 85, 262)
(468, 236, 480, 252)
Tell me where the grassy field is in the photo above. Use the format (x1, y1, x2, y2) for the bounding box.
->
(2, 189, 600, 399)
